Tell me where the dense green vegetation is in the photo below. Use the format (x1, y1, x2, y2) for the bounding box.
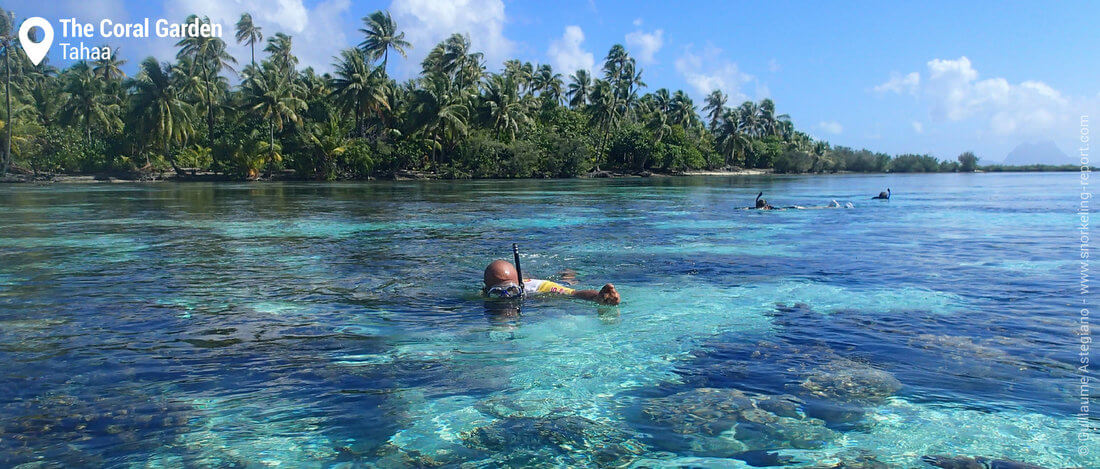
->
(979, 164, 1084, 172)
(0, 8, 1032, 180)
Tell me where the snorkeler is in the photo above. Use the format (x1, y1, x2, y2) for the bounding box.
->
(754, 192, 775, 210)
(747, 192, 849, 210)
(483, 260, 620, 305)
(872, 188, 891, 199)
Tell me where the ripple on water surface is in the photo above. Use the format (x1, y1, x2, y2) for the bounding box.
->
(0, 175, 1094, 467)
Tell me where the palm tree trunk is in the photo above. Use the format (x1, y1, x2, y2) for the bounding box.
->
(166, 139, 184, 177)
(2, 45, 10, 176)
(268, 122, 274, 178)
(355, 106, 362, 138)
(596, 121, 613, 171)
(250, 43, 255, 68)
(207, 91, 215, 146)
(203, 61, 214, 147)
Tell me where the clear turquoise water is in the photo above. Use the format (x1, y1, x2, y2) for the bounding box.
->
(0, 173, 1094, 467)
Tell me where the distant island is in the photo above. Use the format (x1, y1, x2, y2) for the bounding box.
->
(969, 141, 1079, 173)
(0, 8, 1086, 182)
(1002, 141, 1074, 166)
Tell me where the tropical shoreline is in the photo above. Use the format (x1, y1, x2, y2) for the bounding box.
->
(0, 7, 1004, 184)
(0, 7, 1083, 185)
(1, 165, 1087, 184)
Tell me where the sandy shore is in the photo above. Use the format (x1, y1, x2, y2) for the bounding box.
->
(679, 169, 772, 176)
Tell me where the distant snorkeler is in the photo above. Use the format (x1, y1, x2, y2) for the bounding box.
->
(482, 260, 620, 305)
(746, 192, 851, 210)
(872, 188, 891, 199)
(752, 192, 775, 210)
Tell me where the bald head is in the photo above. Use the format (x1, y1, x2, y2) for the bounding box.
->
(484, 260, 519, 288)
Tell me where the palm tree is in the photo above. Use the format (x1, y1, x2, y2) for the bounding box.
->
(409, 73, 469, 166)
(264, 33, 297, 77)
(602, 44, 629, 84)
(243, 62, 306, 173)
(306, 116, 352, 180)
(652, 88, 671, 114)
(299, 67, 329, 102)
(759, 98, 778, 136)
(60, 62, 122, 143)
(92, 47, 127, 81)
(645, 103, 671, 144)
(716, 107, 748, 167)
(1, 8, 14, 175)
(359, 10, 410, 72)
(331, 48, 389, 137)
(532, 64, 563, 104)
(235, 13, 263, 68)
(777, 118, 794, 141)
(702, 90, 726, 131)
(129, 58, 195, 175)
(759, 98, 791, 139)
(566, 69, 591, 108)
(503, 59, 534, 96)
(737, 100, 761, 137)
(601, 44, 645, 116)
(588, 78, 619, 168)
(1, 99, 36, 171)
(481, 73, 529, 142)
(618, 60, 645, 110)
(177, 15, 236, 146)
(27, 74, 63, 128)
(424, 34, 483, 90)
(669, 90, 695, 128)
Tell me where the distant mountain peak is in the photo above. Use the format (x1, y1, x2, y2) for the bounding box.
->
(1003, 141, 1072, 165)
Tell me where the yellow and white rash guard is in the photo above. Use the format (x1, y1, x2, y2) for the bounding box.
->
(523, 279, 575, 296)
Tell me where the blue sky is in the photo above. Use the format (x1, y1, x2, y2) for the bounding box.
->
(7, 0, 1098, 162)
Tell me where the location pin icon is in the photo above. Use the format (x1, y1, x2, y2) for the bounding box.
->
(18, 17, 54, 66)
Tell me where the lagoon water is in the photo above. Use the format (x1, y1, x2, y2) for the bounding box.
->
(1, 173, 1095, 467)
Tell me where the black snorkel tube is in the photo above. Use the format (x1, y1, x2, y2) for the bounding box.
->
(512, 243, 525, 298)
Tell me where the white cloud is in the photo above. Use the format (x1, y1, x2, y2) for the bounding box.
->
(632, 18, 643, 27)
(675, 44, 754, 103)
(390, 0, 514, 74)
(874, 72, 920, 95)
(163, 0, 352, 72)
(877, 56, 1078, 138)
(818, 121, 843, 134)
(548, 25, 594, 75)
(912, 121, 924, 133)
(625, 28, 663, 64)
(768, 58, 780, 73)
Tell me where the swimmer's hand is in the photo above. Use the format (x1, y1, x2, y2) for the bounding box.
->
(572, 283, 621, 305)
(597, 283, 620, 305)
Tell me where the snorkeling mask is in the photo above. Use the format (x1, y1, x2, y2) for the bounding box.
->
(485, 282, 524, 299)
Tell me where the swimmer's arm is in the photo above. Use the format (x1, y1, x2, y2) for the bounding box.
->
(571, 283, 620, 305)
